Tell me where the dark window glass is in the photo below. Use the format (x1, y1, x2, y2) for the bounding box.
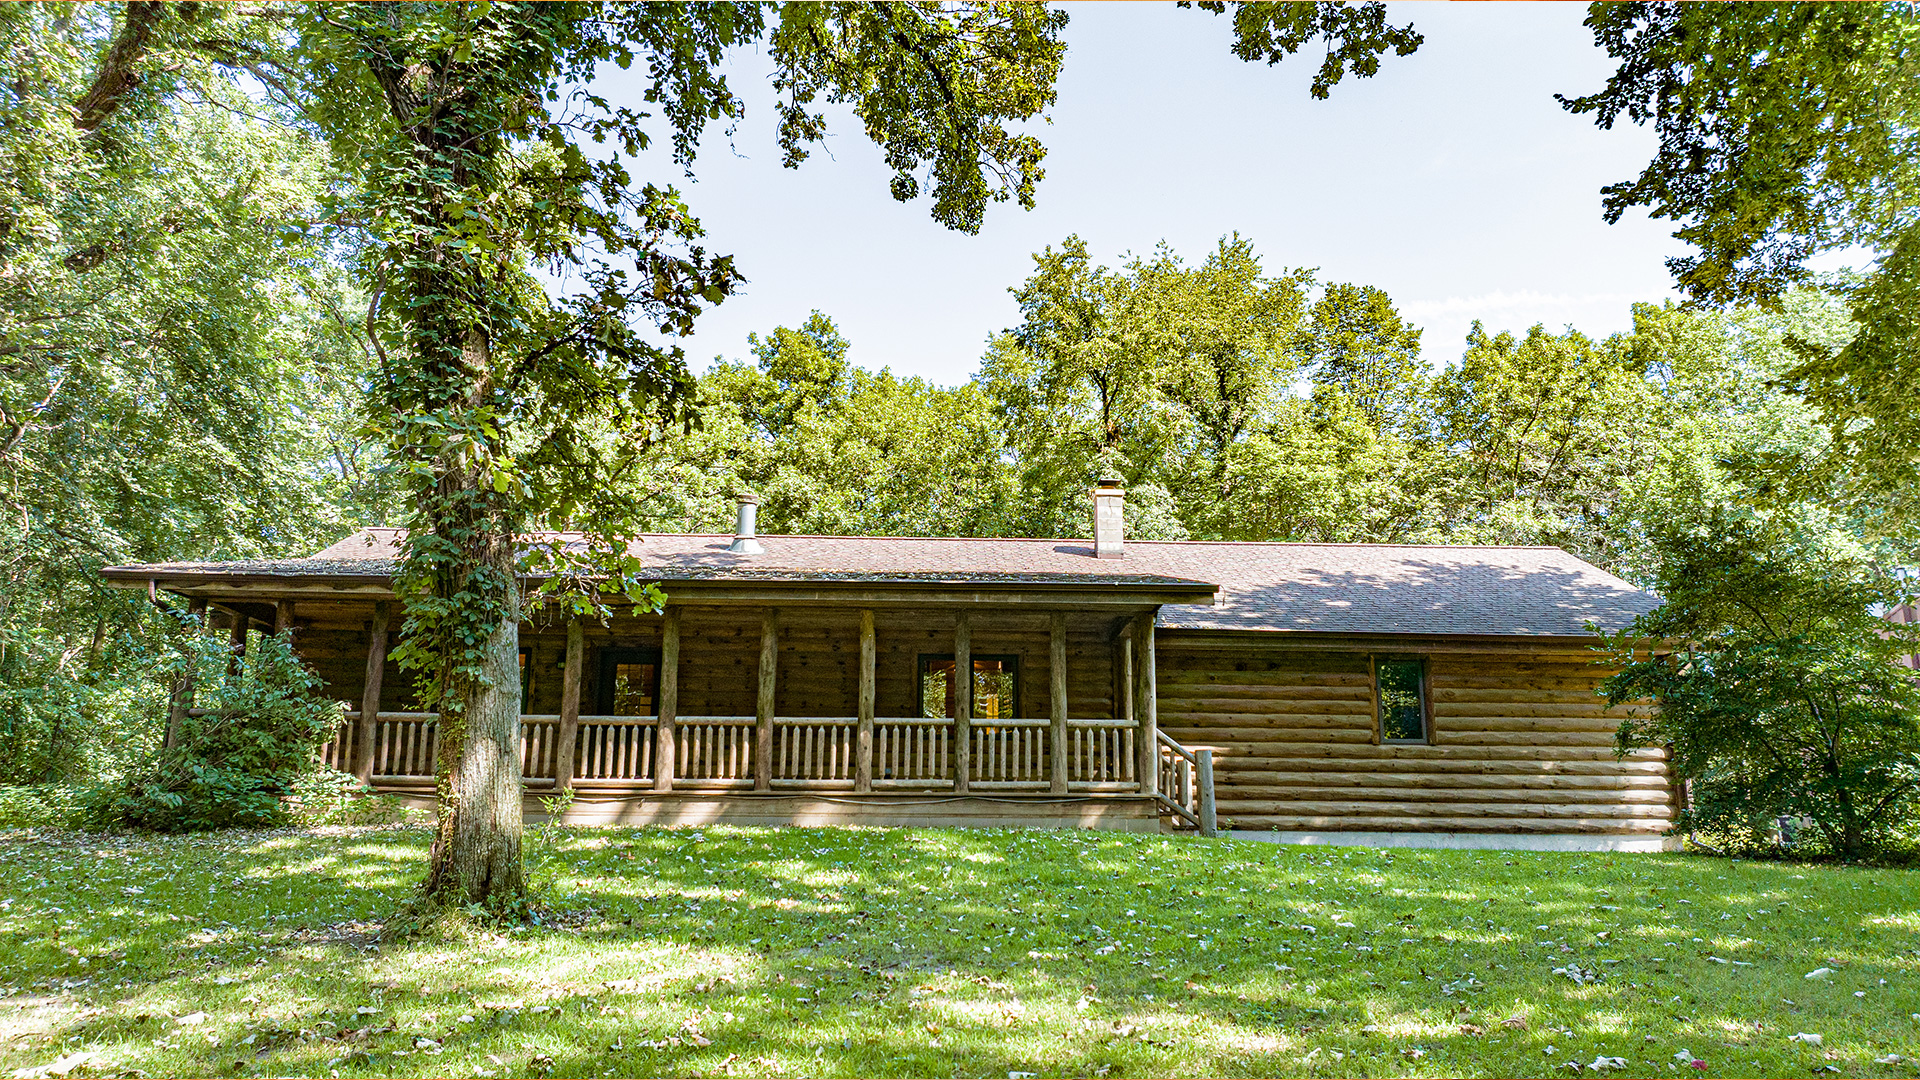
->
(1376, 659, 1427, 742)
(595, 648, 659, 715)
(919, 655, 1019, 719)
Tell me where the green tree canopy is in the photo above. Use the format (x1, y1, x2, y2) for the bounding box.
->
(1563, 1, 1920, 513)
(0, 3, 377, 785)
(1599, 510, 1920, 859)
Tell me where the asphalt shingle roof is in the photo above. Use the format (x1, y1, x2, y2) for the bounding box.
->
(109, 527, 1661, 637)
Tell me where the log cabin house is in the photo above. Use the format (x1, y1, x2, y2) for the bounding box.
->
(102, 481, 1670, 844)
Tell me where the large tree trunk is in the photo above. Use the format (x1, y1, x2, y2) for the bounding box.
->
(420, 325, 527, 906)
(423, 536, 526, 904)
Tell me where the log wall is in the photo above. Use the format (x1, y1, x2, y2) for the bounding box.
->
(295, 606, 1125, 721)
(1155, 636, 1672, 835)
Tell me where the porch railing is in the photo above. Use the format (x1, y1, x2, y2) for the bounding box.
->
(324, 712, 1163, 798)
(1156, 731, 1219, 837)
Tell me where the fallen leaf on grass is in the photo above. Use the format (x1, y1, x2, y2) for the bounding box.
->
(176, 1012, 208, 1026)
(8, 1051, 100, 1079)
(1804, 968, 1834, 980)
(1790, 1033, 1824, 1045)
(1587, 1056, 1628, 1071)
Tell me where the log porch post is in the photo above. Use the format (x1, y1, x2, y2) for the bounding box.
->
(1132, 611, 1157, 796)
(352, 601, 389, 783)
(954, 611, 971, 794)
(1196, 747, 1219, 837)
(1049, 611, 1068, 794)
(856, 608, 875, 793)
(165, 597, 208, 751)
(554, 618, 584, 792)
(655, 607, 679, 792)
(756, 609, 777, 791)
(274, 599, 295, 636)
(226, 609, 248, 673)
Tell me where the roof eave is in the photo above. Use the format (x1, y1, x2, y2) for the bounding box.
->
(102, 567, 1218, 608)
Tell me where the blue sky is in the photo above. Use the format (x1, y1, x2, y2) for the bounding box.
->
(596, 2, 1693, 384)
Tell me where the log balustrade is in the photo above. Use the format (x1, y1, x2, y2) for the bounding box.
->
(319, 712, 1165, 794)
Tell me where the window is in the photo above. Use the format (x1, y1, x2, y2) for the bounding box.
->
(1375, 658, 1428, 743)
(595, 648, 659, 716)
(918, 655, 1020, 719)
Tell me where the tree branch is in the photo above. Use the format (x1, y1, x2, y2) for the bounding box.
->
(72, 1, 169, 132)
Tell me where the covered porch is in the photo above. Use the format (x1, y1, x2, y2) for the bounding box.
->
(184, 583, 1220, 833)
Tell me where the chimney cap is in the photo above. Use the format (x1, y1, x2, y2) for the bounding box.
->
(1093, 479, 1125, 558)
(729, 492, 764, 555)
(1095, 476, 1124, 489)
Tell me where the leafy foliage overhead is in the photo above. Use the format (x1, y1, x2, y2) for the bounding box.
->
(0, 3, 378, 787)
(1562, 2, 1920, 512)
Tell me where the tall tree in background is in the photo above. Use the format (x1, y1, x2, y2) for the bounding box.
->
(1423, 322, 1666, 558)
(981, 236, 1312, 538)
(1298, 282, 1425, 431)
(1561, 2, 1920, 515)
(0, 4, 375, 784)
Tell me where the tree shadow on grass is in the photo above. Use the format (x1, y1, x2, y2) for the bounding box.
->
(2, 826, 1916, 1078)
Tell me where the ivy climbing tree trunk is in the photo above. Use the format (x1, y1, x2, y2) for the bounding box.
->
(424, 542, 525, 901)
(342, 12, 542, 907)
(415, 329, 526, 904)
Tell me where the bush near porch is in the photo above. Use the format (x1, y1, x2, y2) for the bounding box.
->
(0, 826, 1914, 1080)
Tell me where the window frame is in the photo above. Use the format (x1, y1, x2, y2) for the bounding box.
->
(594, 646, 662, 716)
(1371, 655, 1431, 745)
(916, 653, 1022, 720)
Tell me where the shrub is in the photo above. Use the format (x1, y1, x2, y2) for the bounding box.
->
(287, 768, 429, 827)
(1598, 511, 1920, 859)
(0, 784, 96, 829)
(83, 628, 342, 832)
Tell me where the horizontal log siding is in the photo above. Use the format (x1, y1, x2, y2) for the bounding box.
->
(295, 604, 1129, 724)
(1155, 640, 1671, 835)
(293, 627, 418, 712)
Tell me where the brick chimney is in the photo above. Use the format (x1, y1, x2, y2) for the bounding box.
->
(1093, 478, 1125, 558)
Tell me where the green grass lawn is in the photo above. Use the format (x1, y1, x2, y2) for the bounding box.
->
(0, 824, 1915, 1079)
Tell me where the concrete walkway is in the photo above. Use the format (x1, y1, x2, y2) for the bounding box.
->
(1226, 829, 1679, 852)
